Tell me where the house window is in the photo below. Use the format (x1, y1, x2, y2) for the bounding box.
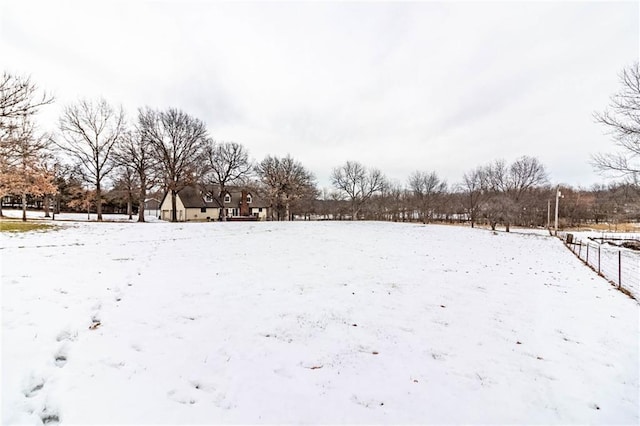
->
(246, 194, 252, 204)
(258, 208, 263, 212)
(224, 194, 231, 203)
(204, 193, 213, 202)
(201, 207, 206, 213)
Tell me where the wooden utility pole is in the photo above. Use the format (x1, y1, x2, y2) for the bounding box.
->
(554, 186, 561, 236)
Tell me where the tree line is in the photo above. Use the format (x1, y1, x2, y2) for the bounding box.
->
(1, 63, 638, 227)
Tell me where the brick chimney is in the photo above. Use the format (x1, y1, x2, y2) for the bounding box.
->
(240, 190, 249, 216)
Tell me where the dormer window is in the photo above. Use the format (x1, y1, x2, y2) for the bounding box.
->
(204, 193, 213, 203)
(224, 193, 231, 203)
(246, 194, 252, 204)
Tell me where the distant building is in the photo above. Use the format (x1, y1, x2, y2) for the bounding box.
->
(159, 186, 269, 222)
(144, 198, 161, 217)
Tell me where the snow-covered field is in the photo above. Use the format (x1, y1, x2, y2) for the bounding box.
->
(0, 209, 161, 223)
(2, 221, 639, 424)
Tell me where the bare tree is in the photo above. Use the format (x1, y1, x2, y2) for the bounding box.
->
(379, 181, 406, 222)
(56, 98, 125, 221)
(508, 156, 548, 198)
(593, 62, 640, 181)
(0, 130, 12, 217)
(139, 107, 208, 222)
(459, 167, 487, 228)
(0, 117, 56, 221)
(408, 171, 447, 223)
(0, 71, 53, 128)
(484, 156, 547, 231)
(255, 155, 316, 221)
(113, 129, 157, 222)
(203, 140, 252, 221)
(40, 160, 60, 218)
(112, 165, 138, 220)
(331, 161, 386, 220)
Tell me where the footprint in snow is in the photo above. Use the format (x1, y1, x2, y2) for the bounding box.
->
(39, 406, 60, 424)
(54, 345, 69, 368)
(55, 328, 77, 342)
(23, 376, 45, 398)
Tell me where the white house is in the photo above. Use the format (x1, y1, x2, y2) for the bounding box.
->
(159, 186, 269, 222)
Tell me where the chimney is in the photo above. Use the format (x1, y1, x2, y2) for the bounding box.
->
(240, 190, 249, 216)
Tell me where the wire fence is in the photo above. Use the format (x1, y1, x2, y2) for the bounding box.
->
(559, 233, 639, 301)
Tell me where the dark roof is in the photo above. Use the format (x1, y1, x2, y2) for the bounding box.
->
(177, 186, 223, 208)
(144, 198, 161, 209)
(223, 187, 269, 208)
(171, 185, 269, 209)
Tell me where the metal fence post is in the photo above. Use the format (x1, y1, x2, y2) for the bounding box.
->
(586, 243, 589, 264)
(579, 241, 582, 258)
(618, 250, 622, 289)
(598, 245, 601, 274)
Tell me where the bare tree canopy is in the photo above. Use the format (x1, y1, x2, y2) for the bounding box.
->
(255, 154, 316, 221)
(56, 98, 125, 221)
(507, 156, 548, 196)
(483, 156, 547, 231)
(0, 71, 53, 128)
(331, 161, 386, 220)
(113, 129, 157, 222)
(458, 167, 487, 228)
(203, 140, 252, 220)
(593, 62, 640, 182)
(112, 164, 138, 220)
(139, 107, 208, 222)
(408, 170, 447, 223)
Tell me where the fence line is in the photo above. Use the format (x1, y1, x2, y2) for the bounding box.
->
(558, 233, 639, 301)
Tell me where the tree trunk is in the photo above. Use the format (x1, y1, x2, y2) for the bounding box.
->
(505, 223, 510, 232)
(285, 201, 290, 221)
(21, 193, 27, 221)
(127, 198, 133, 220)
(171, 189, 178, 222)
(138, 180, 146, 222)
(96, 181, 103, 221)
(219, 186, 227, 221)
(44, 194, 51, 218)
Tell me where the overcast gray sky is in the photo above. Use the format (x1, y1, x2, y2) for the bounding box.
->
(1, 0, 638, 190)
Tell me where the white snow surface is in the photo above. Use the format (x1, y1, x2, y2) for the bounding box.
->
(1, 221, 639, 425)
(0, 209, 161, 223)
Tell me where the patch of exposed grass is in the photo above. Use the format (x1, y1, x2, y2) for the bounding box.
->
(568, 223, 640, 233)
(0, 220, 54, 233)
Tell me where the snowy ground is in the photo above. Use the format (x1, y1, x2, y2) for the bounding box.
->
(552, 231, 640, 301)
(1, 221, 639, 424)
(0, 209, 161, 222)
